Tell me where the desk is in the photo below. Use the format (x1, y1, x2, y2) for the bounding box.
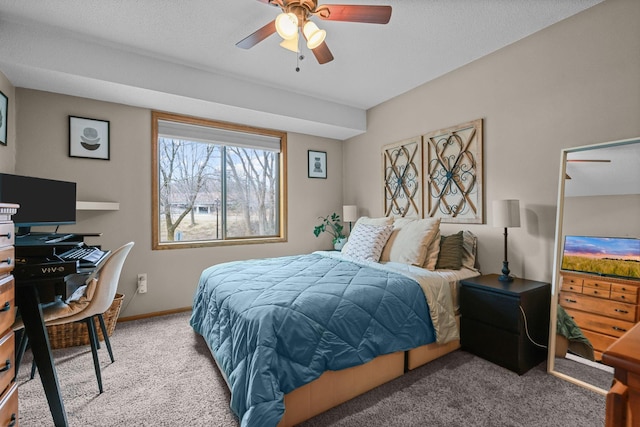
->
(15, 261, 107, 427)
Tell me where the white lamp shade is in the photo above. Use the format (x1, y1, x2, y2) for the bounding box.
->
(303, 21, 326, 49)
(343, 205, 358, 222)
(493, 199, 521, 228)
(279, 32, 299, 52)
(275, 13, 299, 40)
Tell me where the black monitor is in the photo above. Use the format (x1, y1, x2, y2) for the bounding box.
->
(0, 173, 76, 235)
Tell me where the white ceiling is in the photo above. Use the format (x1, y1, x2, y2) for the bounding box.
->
(565, 141, 640, 197)
(0, 0, 603, 140)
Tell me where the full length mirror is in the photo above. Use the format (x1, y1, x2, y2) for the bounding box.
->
(548, 137, 640, 393)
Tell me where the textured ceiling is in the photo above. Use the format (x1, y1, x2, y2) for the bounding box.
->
(0, 0, 603, 139)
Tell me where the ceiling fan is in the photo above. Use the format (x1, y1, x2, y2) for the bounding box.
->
(236, 0, 392, 65)
(565, 159, 611, 179)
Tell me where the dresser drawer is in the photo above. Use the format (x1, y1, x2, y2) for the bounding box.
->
(583, 278, 612, 293)
(0, 224, 12, 249)
(564, 307, 635, 338)
(0, 333, 13, 399)
(561, 281, 583, 293)
(610, 290, 638, 304)
(611, 282, 638, 295)
(562, 274, 583, 287)
(559, 291, 636, 322)
(0, 382, 17, 427)
(582, 329, 618, 355)
(0, 248, 13, 277)
(0, 277, 13, 335)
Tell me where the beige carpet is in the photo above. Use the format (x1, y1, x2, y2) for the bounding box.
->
(17, 312, 605, 426)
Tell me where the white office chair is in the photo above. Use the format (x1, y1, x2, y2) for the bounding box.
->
(15, 241, 134, 393)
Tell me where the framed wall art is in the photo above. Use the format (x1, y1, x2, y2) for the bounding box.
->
(382, 137, 422, 218)
(0, 91, 7, 146)
(424, 118, 483, 223)
(308, 150, 327, 179)
(69, 115, 110, 160)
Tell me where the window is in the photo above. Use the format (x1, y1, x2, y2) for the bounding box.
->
(152, 112, 287, 249)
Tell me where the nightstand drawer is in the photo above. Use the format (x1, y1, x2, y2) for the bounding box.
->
(460, 317, 544, 375)
(460, 286, 520, 334)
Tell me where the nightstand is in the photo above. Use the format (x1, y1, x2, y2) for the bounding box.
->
(460, 274, 551, 375)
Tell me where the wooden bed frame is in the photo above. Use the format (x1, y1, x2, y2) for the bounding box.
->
(278, 316, 461, 426)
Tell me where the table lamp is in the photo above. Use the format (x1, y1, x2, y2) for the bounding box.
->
(342, 205, 358, 232)
(493, 199, 520, 282)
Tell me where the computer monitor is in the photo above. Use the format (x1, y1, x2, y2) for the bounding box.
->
(0, 173, 76, 235)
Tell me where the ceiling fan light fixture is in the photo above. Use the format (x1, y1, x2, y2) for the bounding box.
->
(279, 32, 299, 52)
(275, 12, 299, 40)
(303, 21, 326, 49)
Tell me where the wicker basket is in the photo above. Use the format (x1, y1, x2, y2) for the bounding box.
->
(47, 293, 125, 350)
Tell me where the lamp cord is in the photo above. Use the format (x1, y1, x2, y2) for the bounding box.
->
(520, 305, 547, 349)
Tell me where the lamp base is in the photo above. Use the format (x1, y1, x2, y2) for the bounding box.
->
(498, 261, 513, 282)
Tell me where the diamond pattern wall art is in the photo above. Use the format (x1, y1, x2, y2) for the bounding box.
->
(424, 119, 483, 223)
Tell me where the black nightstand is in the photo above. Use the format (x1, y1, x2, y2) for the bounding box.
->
(459, 274, 551, 375)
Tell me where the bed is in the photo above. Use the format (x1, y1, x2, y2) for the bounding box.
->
(190, 217, 480, 427)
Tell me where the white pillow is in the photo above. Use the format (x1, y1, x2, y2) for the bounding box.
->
(380, 217, 441, 266)
(352, 216, 393, 227)
(422, 230, 441, 270)
(342, 223, 393, 262)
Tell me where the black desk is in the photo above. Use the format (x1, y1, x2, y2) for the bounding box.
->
(15, 235, 107, 427)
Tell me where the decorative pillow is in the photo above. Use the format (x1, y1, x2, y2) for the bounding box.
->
(342, 223, 393, 262)
(353, 216, 393, 227)
(461, 230, 478, 270)
(422, 230, 441, 270)
(379, 217, 440, 266)
(435, 231, 464, 270)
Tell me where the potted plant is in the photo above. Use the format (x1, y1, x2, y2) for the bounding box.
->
(313, 213, 347, 250)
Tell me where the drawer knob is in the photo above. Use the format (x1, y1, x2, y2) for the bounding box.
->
(0, 232, 10, 239)
(0, 302, 10, 312)
(0, 359, 10, 373)
(8, 413, 15, 427)
(613, 326, 627, 332)
(564, 298, 577, 303)
(1, 257, 10, 266)
(614, 308, 629, 314)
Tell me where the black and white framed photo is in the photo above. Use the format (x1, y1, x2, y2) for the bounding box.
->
(0, 91, 7, 146)
(69, 115, 110, 160)
(308, 150, 327, 179)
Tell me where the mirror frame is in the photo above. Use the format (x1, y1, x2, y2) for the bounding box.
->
(547, 136, 640, 395)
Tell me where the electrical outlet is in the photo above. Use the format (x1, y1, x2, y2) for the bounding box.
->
(137, 273, 148, 294)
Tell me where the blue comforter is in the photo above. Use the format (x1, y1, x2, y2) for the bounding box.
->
(190, 253, 436, 427)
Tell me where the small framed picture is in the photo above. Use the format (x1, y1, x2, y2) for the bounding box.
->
(0, 91, 7, 146)
(69, 116, 110, 160)
(308, 150, 327, 179)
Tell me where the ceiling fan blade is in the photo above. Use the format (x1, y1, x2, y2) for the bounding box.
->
(311, 41, 334, 64)
(236, 20, 277, 49)
(317, 5, 392, 24)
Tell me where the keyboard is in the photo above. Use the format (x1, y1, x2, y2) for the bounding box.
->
(58, 246, 108, 268)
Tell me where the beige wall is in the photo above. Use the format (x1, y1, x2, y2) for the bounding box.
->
(0, 71, 16, 173)
(343, 0, 640, 283)
(563, 195, 640, 237)
(14, 89, 343, 316)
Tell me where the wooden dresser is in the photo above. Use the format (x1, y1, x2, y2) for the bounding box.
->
(559, 271, 640, 361)
(602, 321, 640, 427)
(0, 203, 18, 426)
